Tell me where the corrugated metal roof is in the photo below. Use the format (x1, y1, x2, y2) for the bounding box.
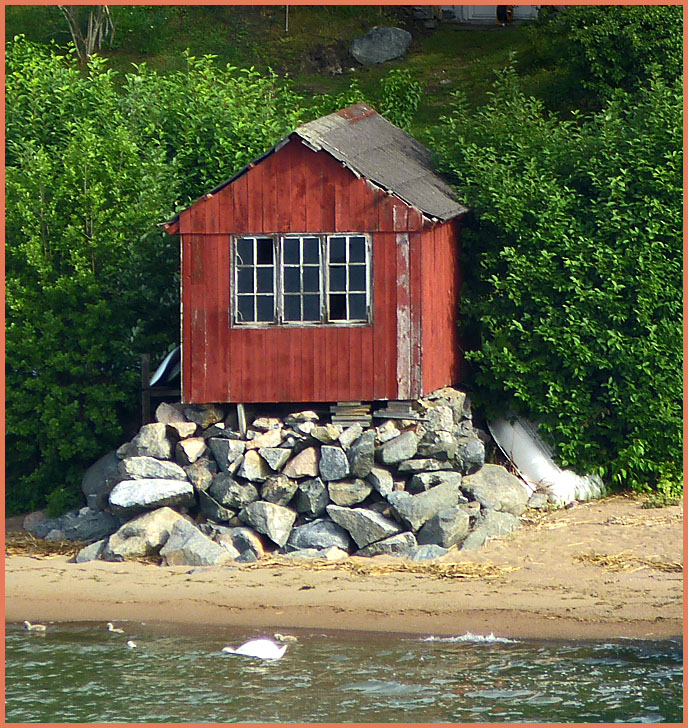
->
(164, 103, 466, 227)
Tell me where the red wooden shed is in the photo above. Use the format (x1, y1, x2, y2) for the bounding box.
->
(163, 103, 467, 406)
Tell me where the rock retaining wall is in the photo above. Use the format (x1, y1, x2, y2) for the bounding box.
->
(27, 388, 552, 566)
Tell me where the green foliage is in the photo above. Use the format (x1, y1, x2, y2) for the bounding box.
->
(5, 38, 305, 515)
(434, 66, 683, 495)
(378, 69, 423, 130)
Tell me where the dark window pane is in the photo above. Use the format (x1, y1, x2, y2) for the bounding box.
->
(256, 266, 273, 293)
(303, 237, 320, 264)
(329, 265, 346, 291)
(283, 266, 300, 293)
(349, 236, 366, 263)
(303, 294, 321, 322)
(349, 293, 366, 320)
(283, 237, 300, 265)
(349, 264, 366, 291)
(237, 267, 254, 293)
(236, 238, 254, 266)
(302, 266, 320, 293)
(284, 294, 301, 322)
(329, 293, 347, 320)
(237, 295, 254, 322)
(329, 236, 346, 263)
(256, 237, 274, 265)
(256, 295, 274, 322)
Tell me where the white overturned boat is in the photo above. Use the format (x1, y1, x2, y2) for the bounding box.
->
(488, 414, 606, 506)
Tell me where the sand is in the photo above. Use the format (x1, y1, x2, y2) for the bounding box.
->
(4, 494, 682, 641)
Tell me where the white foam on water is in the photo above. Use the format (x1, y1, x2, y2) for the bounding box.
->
(421, 632, 518, 644)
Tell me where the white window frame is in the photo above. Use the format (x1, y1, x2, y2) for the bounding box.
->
(231, 233, 372, 327)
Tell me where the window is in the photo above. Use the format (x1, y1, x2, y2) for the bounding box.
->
(233, 234, 371, 326)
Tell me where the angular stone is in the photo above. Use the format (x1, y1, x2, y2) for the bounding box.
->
(208, 437, 246, 473)
(118, 456, 187, 482)
(528, 492, 549, 510)
(217, 526, 266, 559)
(397, 458, 452, 474)
(338, 423, 364, 450)
(209, 473, 259, 510)
(417, 505, 470, 548)
(387, 480, 462, 532)
(408, 470, 463, 494)
(203, 421, 242, 440)
(350, 26, 412, 65)
(454, 436, 486, 474)
(237, 450, 272, 482)
(319, 446, 350, 481)
(375, 420, 401, 444)
(284, 546, 348, 561)
(311, 424, 340, 444)
(379, 431, 418, 465)
(459, 509, 521, 551)
(459, 501, 482, 521)
(284, 410, 319, 425)
(251, 416, 282, 432)
(175, 437, 207, 465)
(239, 501, 297, 547)
(408, 544, 449, 561)
(258, 447, 291, 472)
(81, 450, 120, 511)
(366, 467, 394, 497)
(102, 507, 186, 560)
(75, 538, 106, 563)
(61, 506, 121, 543)
(198, 489, 236, 522)
(347, 430, 375, 478)
(295, 421, 316, 435)
(108, 478, 195, 517)
(283, 447, 319, 478)
(184, 404, 224, 429)
(167, 421, 198, 440)
(326, 505, 402, 549)
(356, 531, 417, 557)
(214, 537, 241, 560)
(184, 458, 218, 492)
(423, 405, 454, 433)
(130, 423, 176, 460)
(155, 402, 187, 425)
(287, 518, 352, 552)
(261, 473, 299, 506)
(417, 430, 458, 461)
(327, 478, 372, 506)
(294, 477, 329, 517)
(246, 428, 284, 450)
(460, 464, 529, 516)
(160, 519, 232, 566)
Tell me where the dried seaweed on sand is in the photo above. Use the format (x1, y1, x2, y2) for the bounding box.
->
(574, 551, 682, 573)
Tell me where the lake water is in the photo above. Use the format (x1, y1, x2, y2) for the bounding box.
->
(5, 622, 682, 723)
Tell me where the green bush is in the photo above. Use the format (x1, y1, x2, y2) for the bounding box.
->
(434, 66, 682, 496)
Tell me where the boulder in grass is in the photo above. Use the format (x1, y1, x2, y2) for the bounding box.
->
(350, 26, 412, 66)
(387, 480, 462, 532)
(159, 519, 232, 567)
(287, 518, 352, 552)
(239, 501, 297, 547)
(460, 464, 529, 516)
(356, 531, 417, 557)
(326, 505, 402, 549)
(108, 478, 195, 517)
(118, 456, 187, 482)
(102, 507, 186, 561)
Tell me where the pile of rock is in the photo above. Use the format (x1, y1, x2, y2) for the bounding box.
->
(27, 388, 545, 567)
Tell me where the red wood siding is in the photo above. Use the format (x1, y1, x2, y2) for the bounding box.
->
(180, 138, 461, 404)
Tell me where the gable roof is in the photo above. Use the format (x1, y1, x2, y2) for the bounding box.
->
(164, 103, 467, 230)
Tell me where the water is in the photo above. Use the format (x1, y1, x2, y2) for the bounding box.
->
(5, 623, 682, 723)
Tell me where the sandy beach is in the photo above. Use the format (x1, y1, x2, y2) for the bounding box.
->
(5, 494, 682, 641)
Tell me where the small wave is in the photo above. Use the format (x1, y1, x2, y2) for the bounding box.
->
(421, 632, 518, 644)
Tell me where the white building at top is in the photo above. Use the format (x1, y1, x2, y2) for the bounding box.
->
(440, 6, 540, 23)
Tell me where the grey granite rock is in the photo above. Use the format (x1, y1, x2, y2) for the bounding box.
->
(198, 489, 236, 522)
(118, 456, 187, 482)
(356, 531, 417, 557)
(453, 436, 485, 474)
(183, 458, 218, 492)
(327, 478, 373, 506)
(416, 505, 470, 548)
(319, 446, 350, 481)
(74, 538, 107, 563)
(283, 447, 320, 478)
(408, 470, 462, 494)
(347, 430, 376, 477)
(102, 507, 185, 560)
(209, 473, 259, 510)
(208, 437, 246, 472)
(259, 447, 291, 472)
(129, 423, 176, 460)
(184, 404, 224, 429)
(287, 518, 352, 552)
(175, 437, 207, 465)
(261, 473, 299, 506)
(350, 26, 412, 65)
(397, 458, 452, 474)
(387, 480, 462, 532)
(239, 501, 297, 547)
(81, 450, 120, 511)
(237, 450, 272, 482)
(326, 505, 402, 549)
(108, 478, 195, 517)
(338, 423, 364, 450)
(460, 464, 529, 516)
(366, 467, 394, 497)
(379, 431, 418, 465)
(294, 477, 330, 517)
(408, 544, 449, 561)
(160, 519, 231, 566)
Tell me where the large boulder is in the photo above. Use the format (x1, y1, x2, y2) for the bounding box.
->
(183, 404, 224, 429)
(416, 505, 470, 548)
(326, 505, 402, 549)
(159, 519, 232, 566)
(350, 26, 412, 66)
(239, 501, 297, 547)
(60, 507, 121, 543)
(287, 518, 352, 552)
(198, 489, 236, 523)
(460, 464, 529, 516)
(118, 456, 187, 482)
(366, 467, 394, 497)
(259, 447, 291, 472)
(102, 507, 186, 561)
(408, 470, 462, 494)
(108, 478, 195, 517)
(175, 437, 207, 466)
(453, 436, 486, 474)
(387, 480, 464, 532)
(183, 458, 218, 492)
(81, 450, 120, 510)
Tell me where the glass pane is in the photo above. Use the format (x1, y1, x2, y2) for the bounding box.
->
(256, 295, 274, 322)
(237, 267, 254, 293)
(256, 267, 273, 293)
(302, 266, 320, 293)
(256, 237, 274, 265)
(329, 293, 347, 320)
(303, 237, 320, 264)
(283, 237, 300, 265)
(349, 293, 367, 321)
(329, 236, 346, 263)
(303, 294, 320, 322)
(236, 295, 255, 322)
(349, 264, 366, 291)
(283, 267, 300, 293)
(349, 236, 366, 263)
(329, 265, 346, 292)
(284, 294, 301, 322)
(236, 238, 254, 266)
